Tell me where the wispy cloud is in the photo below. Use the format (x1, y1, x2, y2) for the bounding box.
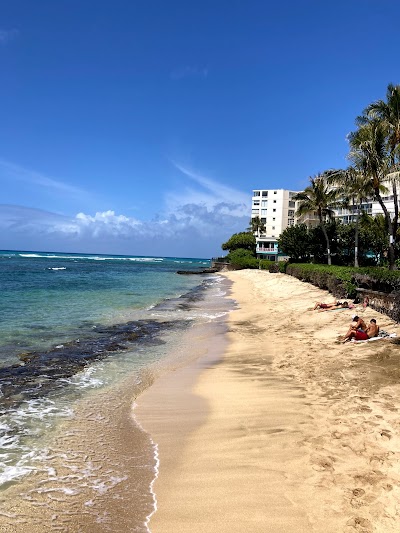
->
(170, 66, 208, 80)
(167, 161, 250, 217)
(0, 159, 87, 197)
(0, 162, 251, 256)
(0, 29, 19, 44)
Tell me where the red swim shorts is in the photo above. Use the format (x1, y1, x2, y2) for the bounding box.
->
(355, 330, 369, 341)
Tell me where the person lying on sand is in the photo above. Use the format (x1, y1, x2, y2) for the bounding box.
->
(314, 301, 353, 312)
(343, 316, 378, 343)
(314, 301, 348, 311)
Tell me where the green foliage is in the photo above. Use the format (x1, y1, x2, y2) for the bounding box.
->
(359, 214, 388, 264)
(278, 261, 289, 273)
(248, 216, 266, 235)
(221, 232, 256, 253)
(276, 220, 386, 267)
(285, 263, 400, 299)
(259, 260, 274, 270)
(227, 248, 259, 269)
(278, 224, 311, 261)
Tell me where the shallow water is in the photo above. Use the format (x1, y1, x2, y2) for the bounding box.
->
(0, 250, 232, 531)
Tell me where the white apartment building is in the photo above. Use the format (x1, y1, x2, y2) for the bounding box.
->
(251, 189, 298, 260)
(334, 190, 396, 224)
(251, 184, 398, 261)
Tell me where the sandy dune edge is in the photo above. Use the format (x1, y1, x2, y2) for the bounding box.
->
(137, 270, 400, 533)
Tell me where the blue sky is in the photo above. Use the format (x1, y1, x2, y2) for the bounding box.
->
(1, 0, 399, 257)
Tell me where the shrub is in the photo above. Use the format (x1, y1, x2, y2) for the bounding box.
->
(227, 248, 259, 269)
(268, 263, 280, 273)
(259, 260, 274, 271)
(284, 263, 400, 299)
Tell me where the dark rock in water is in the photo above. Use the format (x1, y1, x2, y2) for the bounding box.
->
(0, 319, 188, 410)
(177, 268, 217, 275)
(18, 351, 39, 362)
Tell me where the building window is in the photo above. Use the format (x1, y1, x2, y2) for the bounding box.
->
(273, 191, 277, 194)
(273, 200, 277, 203)
(253, 201, 260, 206)
(272, 226, 275, 230)
(288, 210, 294, 217)
(253, 191, 260, 196)
(262, 191, 268, 197)
(261, 217, 266, 223)
(261, 209, 267, 216)
(252, 209, 258, 215)
(273, 217, 275, 221)
(261, 200, 267, 207)
(289, 201, 295, 207)
(273, 209, 276, 212)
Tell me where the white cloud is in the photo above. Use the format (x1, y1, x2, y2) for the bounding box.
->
(0, 202, 247, 257)
(0, 163, 251, 256)
(167, 161, 250, 217)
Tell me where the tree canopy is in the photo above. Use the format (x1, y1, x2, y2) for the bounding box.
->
(221, 232, 256, 253)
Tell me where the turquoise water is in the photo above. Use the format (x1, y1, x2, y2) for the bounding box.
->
(0, 250, 210, 363)
(0, 250, 231, 494)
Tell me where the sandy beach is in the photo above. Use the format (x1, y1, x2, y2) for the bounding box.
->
(137, 270, 400, 533)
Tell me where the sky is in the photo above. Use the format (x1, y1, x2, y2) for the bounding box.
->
(1, 0, 400, 258)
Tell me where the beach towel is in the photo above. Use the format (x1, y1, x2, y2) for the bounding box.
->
(351, 333, 397, 344)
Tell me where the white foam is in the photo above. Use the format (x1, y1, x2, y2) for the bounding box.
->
(47, 267, 66, 271)
(60, 365, 105, 389)
(0, 464, 35, 486)
(131, 401, 159, 533)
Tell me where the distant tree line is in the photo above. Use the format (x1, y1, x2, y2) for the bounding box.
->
(278, 215, 388, 266)
(293, 82, 400, 270)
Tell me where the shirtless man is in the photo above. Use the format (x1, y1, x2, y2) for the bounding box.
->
(342, 315, 367, 343)
(343, 318, 379, 342)
(314, 301, 347, 311)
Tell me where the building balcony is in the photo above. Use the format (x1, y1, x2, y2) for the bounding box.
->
(256, 247, 278, 253)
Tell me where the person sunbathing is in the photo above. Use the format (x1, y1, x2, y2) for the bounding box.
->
(314, 301, 349, 311)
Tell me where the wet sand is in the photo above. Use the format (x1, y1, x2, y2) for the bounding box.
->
(137, 270, 400, 532)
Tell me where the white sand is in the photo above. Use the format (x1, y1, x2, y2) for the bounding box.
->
(137, 270, 400, 533)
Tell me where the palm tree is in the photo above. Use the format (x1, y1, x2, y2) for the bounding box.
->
(363, 83, 400, 239)
(328, 166, 381, 267)
(348, 119, 396, 269)
(249, 216, 266, 236)
(293, 173, 339, 265)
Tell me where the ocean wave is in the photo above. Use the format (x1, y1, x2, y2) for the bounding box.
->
(0, 398, 74, 487)
(47, 267, 67, 271)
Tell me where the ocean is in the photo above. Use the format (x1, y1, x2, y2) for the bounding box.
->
(0, 250, 232, 531)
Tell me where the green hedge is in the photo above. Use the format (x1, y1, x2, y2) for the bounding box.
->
(283, 263, 400, 299)
(259, 260, 274, 270)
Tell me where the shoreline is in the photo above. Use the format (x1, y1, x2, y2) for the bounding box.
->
(0, 281, 230, 532)
(137, 270, 400, 532)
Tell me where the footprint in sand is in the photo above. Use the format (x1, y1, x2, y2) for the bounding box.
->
(345, 516, 373, 532)
(311, 457, 335, 472)
(349, 488, 368, 509)
(378, 429, 392, 440)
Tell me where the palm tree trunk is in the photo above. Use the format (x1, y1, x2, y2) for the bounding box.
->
(375, 190, 396, 270)
(354, 200, 359, 268)
(319, 210, 331, 265)
(392, 180, 398, 255)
